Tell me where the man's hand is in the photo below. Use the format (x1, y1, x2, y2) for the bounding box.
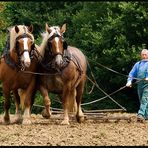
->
(145, 77, 148, 81)
(126, 81, 132, 87)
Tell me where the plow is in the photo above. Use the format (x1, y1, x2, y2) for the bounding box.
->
(32, 105, 143, 124)
(51, 111, 140, 123)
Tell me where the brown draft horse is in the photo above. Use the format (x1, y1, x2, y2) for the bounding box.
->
(0, 25, 39, 124)
(38, 23, 87, 125)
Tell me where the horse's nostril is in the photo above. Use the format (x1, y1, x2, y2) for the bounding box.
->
(55, 61, 60, 67)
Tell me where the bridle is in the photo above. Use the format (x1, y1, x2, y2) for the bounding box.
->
(47, 32, 65, 57)
(15, 33, 35, 58)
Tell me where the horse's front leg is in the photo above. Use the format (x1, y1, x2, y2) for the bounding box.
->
(2, 84, 11, 124)
(40, 85, 51, 119)
(11, 90, 22, 124)
(22, 79, 35, 125)
(61, 84, 72, 125)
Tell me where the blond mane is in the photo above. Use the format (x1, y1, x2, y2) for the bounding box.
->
(39, 32, 49, 56)
(9, 25, 34, 51)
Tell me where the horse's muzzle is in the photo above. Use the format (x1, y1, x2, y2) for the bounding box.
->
(21, 50, 31, 68)
(24, 61, 31, 68)
(55, 54, 63, 68)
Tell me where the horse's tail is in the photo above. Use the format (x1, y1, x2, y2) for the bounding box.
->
(18, 89, 25, 109)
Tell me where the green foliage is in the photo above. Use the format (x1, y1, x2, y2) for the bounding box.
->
(1, 2, 148, 113)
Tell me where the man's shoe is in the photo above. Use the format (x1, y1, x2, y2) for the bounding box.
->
(137, 114, 145, 123)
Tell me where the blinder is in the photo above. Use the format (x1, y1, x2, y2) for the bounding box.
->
(48, 42, 52, 51)
(63, 41, 68, 50)
(30, 43, 36, 59)
(31, 43, 35, 51)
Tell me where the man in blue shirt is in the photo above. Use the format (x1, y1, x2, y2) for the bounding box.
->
(126, 49, 148, 122)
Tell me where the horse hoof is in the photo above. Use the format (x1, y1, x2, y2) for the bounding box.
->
(76, 115, 85, 123)
(41, 109, 51, 119)
(0, 118, 3, 124)
(22, 118, 32, 125)
(3, 121, 10, 125)
(4, 117, 10, 125)
(61, 120, 70, 125)
(3, 120, 10, 125)
(11, 117, 23, 124)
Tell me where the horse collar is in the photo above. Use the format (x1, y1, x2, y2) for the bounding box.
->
(3, 51, 21, 71)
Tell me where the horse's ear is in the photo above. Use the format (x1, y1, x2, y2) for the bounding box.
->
(15, 26, 19, 33)
(61, 24, 66, 34)
(28, 24, 33, 33)
(46, 23, 51, 33)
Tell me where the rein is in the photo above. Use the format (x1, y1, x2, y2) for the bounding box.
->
(19, 70, 61, 76)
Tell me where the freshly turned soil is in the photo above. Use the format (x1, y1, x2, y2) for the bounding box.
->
(0, 113, 148, 146)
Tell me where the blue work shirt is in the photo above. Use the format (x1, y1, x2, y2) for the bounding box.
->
(127, 59, 148, 82)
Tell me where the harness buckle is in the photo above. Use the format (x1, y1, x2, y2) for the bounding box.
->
(21, 65, 25, 71)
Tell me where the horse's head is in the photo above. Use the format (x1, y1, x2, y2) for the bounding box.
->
(10, 25, 35, 69)
(45, 23, 68, 68)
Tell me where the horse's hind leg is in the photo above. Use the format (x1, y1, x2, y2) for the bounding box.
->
(11, 90, 22, 124)
(75, 78, 86, 123)
(2, 85, 11, 124)
(40, 85, 51, 119)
